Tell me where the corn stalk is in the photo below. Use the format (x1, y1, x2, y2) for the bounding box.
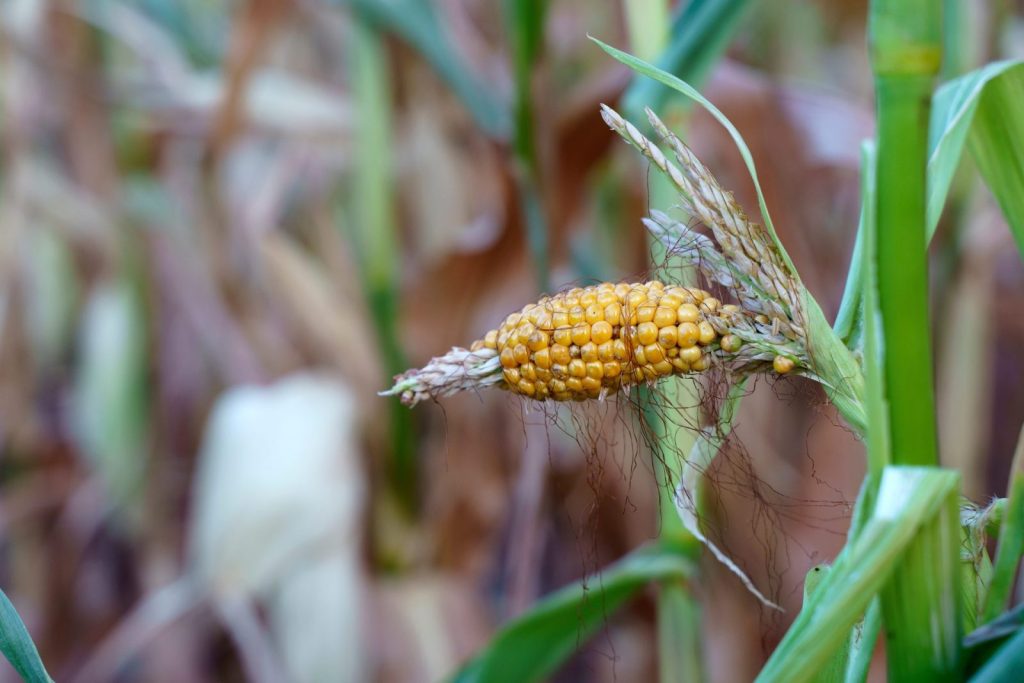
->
(868, 1, 963, 679)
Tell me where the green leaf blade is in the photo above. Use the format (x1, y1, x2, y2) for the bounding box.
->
(928, 60, 1024, 260)
(0, 590, 53, 683)
(451, 544, 694, 683)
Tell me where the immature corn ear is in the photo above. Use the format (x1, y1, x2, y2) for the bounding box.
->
(381, 280, 802, 407)
(482, 281, 722, 401)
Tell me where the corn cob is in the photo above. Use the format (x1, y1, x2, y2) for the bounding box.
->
(470, 281, 726, 401)
(382, 280, 804, 406)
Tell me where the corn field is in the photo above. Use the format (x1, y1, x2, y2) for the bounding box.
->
(1, 1, 1023, 682)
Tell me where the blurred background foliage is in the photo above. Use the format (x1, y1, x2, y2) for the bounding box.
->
(0, 0, 1022, 681)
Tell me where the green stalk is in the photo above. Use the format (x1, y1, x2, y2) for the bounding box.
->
(868, 0, 937, 466)
(844, 600, 881, 683)
(502, 0, 549, 291)
(868, 2, 963, 678)
(657, 581, 704, 683)
(349, 19, 416, 508)
(622, 11, 704, 678)
(869, 0, 942, 467)
(623, 0, 669, 61)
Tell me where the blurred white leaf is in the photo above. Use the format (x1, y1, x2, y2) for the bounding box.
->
(269, 551, 367, 683)
(189, 374, 367, 683)
(131, 69, 352, 138)
(73, 280, 148, 514)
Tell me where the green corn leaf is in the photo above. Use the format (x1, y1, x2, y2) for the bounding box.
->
(832, 141, 876, 347)
(339, 0, 509, 138)
(982, 426, 1024, 621)
(802, 565, 851, 683)
(0, 590, 53, 683)
(839, 61, 1024, 347)
(928, 60, 1024, 258)
(968, 629, 1024, 683)
(757, 467, 961, 683)
(965, 603, 1024, 676)
(858, 140, 891, 475)
(622, 0, 753, 118)
(450, 543, 695, 683)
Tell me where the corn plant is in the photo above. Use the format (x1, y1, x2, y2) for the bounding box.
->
(380, 0, 1024, 681)
(2, 1, 1022, 681)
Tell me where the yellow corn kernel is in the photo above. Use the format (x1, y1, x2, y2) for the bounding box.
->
(571, 323, 590, 346)
(697, 321, 716, 345)
(591, 320, 613, 345)
(677, 303, 700, 324)
(637, 322, 658, 346)
(553, 327, 572, 347)
(701, 297, 720, 313)
(604, 302, 622, 326)
(658, 325, 678, 348)
(773, 356, 795, 374)
(720, 334, 742, 353)
(679, 346, 702, 364)
(613, 339, 629, 361)
(677, 322, 699, 347)
(551, 344, 571, 366)
(645, 343, 665, 364)
(653, 360, 673, 377)
(654, 306, 677, 328)
(513, 344, 530, 365)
